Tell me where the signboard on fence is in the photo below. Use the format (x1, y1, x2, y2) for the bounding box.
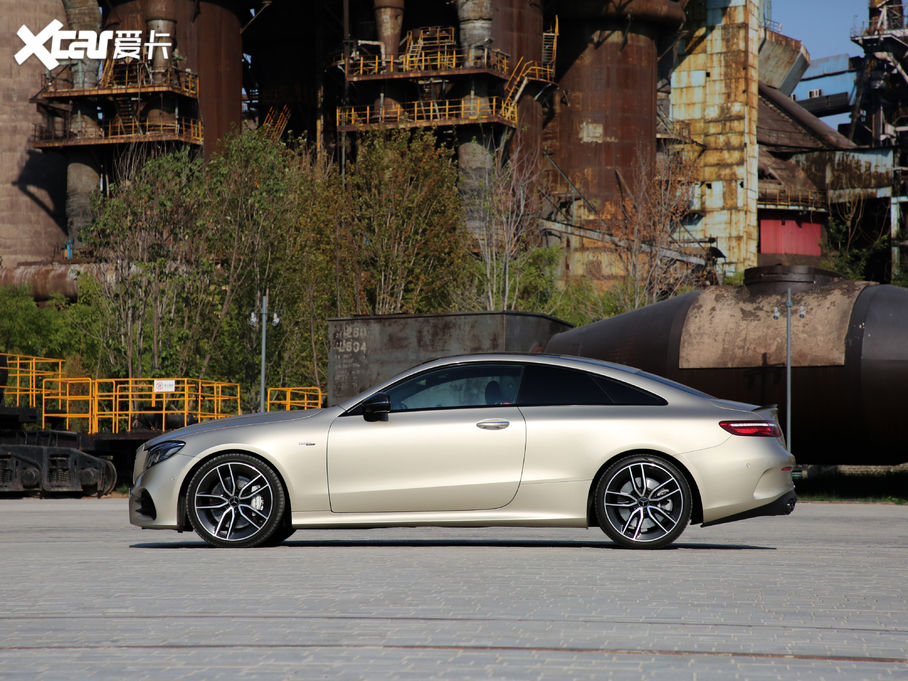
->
(154, 380, 176, 393)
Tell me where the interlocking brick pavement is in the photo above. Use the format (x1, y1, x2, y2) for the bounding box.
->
(0, 498, 906, 679)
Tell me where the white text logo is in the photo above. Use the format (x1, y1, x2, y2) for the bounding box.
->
(16, 20, 171, 70)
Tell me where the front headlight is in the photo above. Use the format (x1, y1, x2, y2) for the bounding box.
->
(144, 441, 186, 470)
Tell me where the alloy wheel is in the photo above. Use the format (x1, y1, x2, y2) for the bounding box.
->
(597, 456, 691, 549)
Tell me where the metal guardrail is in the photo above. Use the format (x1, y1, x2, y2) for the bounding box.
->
(0, 354, 65, 410)
(40, 61, 199, 97)
(33, 117, 204, 146)
(338, 96, 515, 127)
(852, 5, 908, 38)
(267, 387, 323, 412)
(346, 47, 509, 78)
(758, 189, 828, 208)
(41, 378, 241, 433)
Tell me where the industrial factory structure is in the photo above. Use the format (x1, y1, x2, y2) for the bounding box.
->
(2, 0, 907, 288)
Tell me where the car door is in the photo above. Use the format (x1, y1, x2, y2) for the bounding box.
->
(326, 363, 527, 513)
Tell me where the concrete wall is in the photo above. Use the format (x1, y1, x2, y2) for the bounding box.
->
(0, 1, 68, 267)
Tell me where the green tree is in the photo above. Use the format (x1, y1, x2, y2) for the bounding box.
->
(84, 148, 205, 378)
(0, 287, 87, 360)
(346, 129, 466, 315)
(197, 128, 295, 388)
(270, 145, 346, 390)
(461, 134, 547, 311)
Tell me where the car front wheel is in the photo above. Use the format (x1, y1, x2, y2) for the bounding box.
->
(596, 454, 691, 549)
(186, 453, 286, 548)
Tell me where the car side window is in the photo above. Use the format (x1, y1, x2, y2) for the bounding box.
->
(385, 364, 524, 412)
(516, 365, 610, 406)
(516, 365, 667, 406)
(592, 375, 667, 406)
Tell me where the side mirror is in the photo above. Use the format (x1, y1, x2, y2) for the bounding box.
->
(362, 393, 391, 422)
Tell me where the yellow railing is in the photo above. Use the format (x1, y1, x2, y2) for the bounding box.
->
(403, 26, 457, 52)
(42, 378, 241, 434)
(338, 96, 515, 127)
(500, 18, 558, 122)
(267, 387, 324, 412)
(34, 117, 204, 145)
(41, 377, 93, 431)
(0, 354, 65, 409)
(42, 61, 199, 97)
(346, 47, 509, 77)
(758, 189, 828, 208)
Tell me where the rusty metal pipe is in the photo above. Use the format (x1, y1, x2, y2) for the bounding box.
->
(0, 264, 113, 302)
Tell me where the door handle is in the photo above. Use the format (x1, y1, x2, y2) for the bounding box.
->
(476, 419, 509, 430)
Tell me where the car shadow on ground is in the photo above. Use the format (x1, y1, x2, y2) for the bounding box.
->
(131, 539, 774, 551)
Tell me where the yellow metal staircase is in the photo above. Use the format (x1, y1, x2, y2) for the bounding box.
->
(502, 17, 559, 122)
(262, 104, 291, 140)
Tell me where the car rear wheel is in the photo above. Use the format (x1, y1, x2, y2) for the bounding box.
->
(186, 453, 286, 548)
(596, 454, 691, 549)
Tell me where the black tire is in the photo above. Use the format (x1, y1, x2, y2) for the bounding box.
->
(261, 524, 296, 547)
(595, 454, 691, 549)
(186, 453, 286, 548)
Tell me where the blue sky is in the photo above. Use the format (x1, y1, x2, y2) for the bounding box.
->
(772, 0, 867, 62)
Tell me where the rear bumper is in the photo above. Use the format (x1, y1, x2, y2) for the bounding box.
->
(701, 490, 797, 527)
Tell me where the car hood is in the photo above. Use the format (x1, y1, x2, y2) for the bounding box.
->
(144, 408, 331, 447)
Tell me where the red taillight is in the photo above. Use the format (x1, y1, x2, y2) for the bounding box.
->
(719, 420, 783, 437)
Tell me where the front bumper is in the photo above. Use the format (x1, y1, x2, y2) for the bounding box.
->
(129, 452, 194, 530)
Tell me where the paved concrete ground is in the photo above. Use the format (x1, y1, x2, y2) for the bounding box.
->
(0, 499, 906, 680)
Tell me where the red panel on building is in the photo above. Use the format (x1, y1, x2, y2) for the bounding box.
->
(760, 215, 822, 256)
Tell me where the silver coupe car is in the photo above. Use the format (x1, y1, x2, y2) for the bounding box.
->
(129, 354, 797, 549)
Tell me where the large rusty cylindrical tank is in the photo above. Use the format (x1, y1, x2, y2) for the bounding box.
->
(490, 0, 544, 164)
(374, 0, 405, 60)
(455, 0, 495, 236)
(146, 0, 178, 80)
(546, 0, 685, 221)
(103, 0, 245, 157)
(544, 266, 908, 465)
(456, 0, 492, 47)
(372, 0, 406, 115)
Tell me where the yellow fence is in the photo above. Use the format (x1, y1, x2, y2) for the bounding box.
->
(338, 96, 515, 128)
(267, 387, 324, 412)
(42, 61, 200, 97)
(101, 62, 200, 95)
(0, 354, 65, 409)
(347, 47, 509, 78)
(34, 117, 204, 146)
(42, 378, 241, 433)
(758, 189, 828, 208)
